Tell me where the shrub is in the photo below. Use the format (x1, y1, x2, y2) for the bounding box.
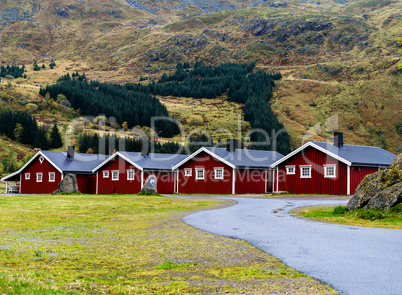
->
(187, 115, 204, 126)
(348, 126, 354, 130)
(332, 206, 347, 215)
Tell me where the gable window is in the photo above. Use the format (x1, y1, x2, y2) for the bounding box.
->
(195, 168, 205, 180)
(214, 168, 224, 180)
(286, 166, 296, 175)
(300, 166, 312, 178)
(25, 173, 30, 180)
(324, 165, 337, 178)
(112, 171, 119, 181)
(39, 156, 44, 164)
(49, 172, 55, 182)
(127, 170, 135, 181)
(36, 173, 43, 182)
(103, 171, 109, 178)
(184, 169, 192, 177)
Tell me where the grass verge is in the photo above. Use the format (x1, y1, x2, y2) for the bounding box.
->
(0, 194, 336, 294)
(293, 204, 402, 230)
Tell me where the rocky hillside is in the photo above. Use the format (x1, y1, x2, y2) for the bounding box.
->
(0, 0, 401, 152)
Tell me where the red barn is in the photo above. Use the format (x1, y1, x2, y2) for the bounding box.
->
(271, 133, 396, 195)
(92, 151, 187, 194)
(173, 142, 283, 194)
(1, 148, 109, 194)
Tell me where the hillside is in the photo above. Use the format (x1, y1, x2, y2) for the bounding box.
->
(0, 0, 401, 157)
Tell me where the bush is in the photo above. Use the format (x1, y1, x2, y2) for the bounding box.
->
(187, 115, 204, 126)
(332, 206, 347, 215)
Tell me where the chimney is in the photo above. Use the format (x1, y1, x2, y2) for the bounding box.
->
(226, 139, 237, 152)
(334, 132, 344, 148)
(67, 146, 75, 159)
(141, 140, 150, 158)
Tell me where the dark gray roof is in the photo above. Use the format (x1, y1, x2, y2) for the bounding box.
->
(205, 147, 284, 168)
(312, 142, 396, 166)
(42, 151, 110, 173)
(119, 152, 188, 170)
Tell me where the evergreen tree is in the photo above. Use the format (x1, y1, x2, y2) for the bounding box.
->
(50, 123, 63, 148)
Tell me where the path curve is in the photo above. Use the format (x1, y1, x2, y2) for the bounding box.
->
(182, 197, 401, 295)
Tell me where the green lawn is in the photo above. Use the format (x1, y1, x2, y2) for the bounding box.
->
(293, 204, 402, 230)
(0, 194, 336, 294)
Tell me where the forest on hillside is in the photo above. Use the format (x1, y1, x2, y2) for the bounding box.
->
(40, 62, 290, 154)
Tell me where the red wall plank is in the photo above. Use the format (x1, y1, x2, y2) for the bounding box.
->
(235, 169, 267, 194)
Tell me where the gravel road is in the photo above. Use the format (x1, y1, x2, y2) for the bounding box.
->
(182, 197, 402, 295)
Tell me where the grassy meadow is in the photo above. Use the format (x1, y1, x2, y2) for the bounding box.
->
(0, 194, 337, 294)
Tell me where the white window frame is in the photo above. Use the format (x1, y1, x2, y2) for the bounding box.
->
(286, 166, 296, 175)
(111, 171, 119, 181)
(324, 164, 337, 178)
(36, 173, 43, 182)
(25, 173, 30, 180)
(300, 165, 312, 179)
(214, 168, 224, 180)
(195, 168, 205, 180)
(103, 170, 109, 178)
(49, 172, 55, 182)
(184, 169, 192, 177)
(127, 170, 135, 181)
(39, 156, 44, 164)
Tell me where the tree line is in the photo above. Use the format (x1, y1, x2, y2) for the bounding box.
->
(78, 133, 182, 155)
(39, 74, 180, 138)
(0, 110, 63, 150)
(0, 65, 26, 79)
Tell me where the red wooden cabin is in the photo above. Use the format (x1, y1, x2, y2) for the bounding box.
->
(173, 141, 284, 194)
(92, 151, 187, 194)
(271, 133, 396, 195)
(1, 147, 109, 194)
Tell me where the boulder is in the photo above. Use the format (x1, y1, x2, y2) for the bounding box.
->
(347, 153, 402, 211)
(141, 174, 158, 194)
(52, 174, 79, 194)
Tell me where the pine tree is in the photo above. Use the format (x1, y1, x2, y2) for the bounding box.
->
(50, 123, 63, 148)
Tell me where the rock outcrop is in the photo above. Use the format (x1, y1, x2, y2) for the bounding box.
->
(141, 175, 158, 194)
(347, 153, 402, 211)
(52, 174, 79, 194)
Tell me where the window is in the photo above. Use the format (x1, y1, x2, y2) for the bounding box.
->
(25, 173, 30, 180)
(39, 156, 44, 163)
(214, 168, 224, 179)
(49, 172, 55, 182)
(300, 166, 311, 178)
(112, 171, 119, 181)
(127, 170, 135, 180)
(36, 173, 43, 182)
(286, 166, 296, 175)
(195, 168, 205, 180)
(324, 165, 337, 178)
(184, 169, 192, 177)
(103, 171, 109, 178)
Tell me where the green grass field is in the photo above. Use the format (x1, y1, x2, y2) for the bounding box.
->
(293, 204, 402, 230)
(0, 194, 336, 294)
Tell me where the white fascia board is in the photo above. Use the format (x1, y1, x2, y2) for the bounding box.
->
(172, 147, 236, 170)
(91, 152, 143, 173)
(270, 141, 351, 168)
(1, 151, 63, 181)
